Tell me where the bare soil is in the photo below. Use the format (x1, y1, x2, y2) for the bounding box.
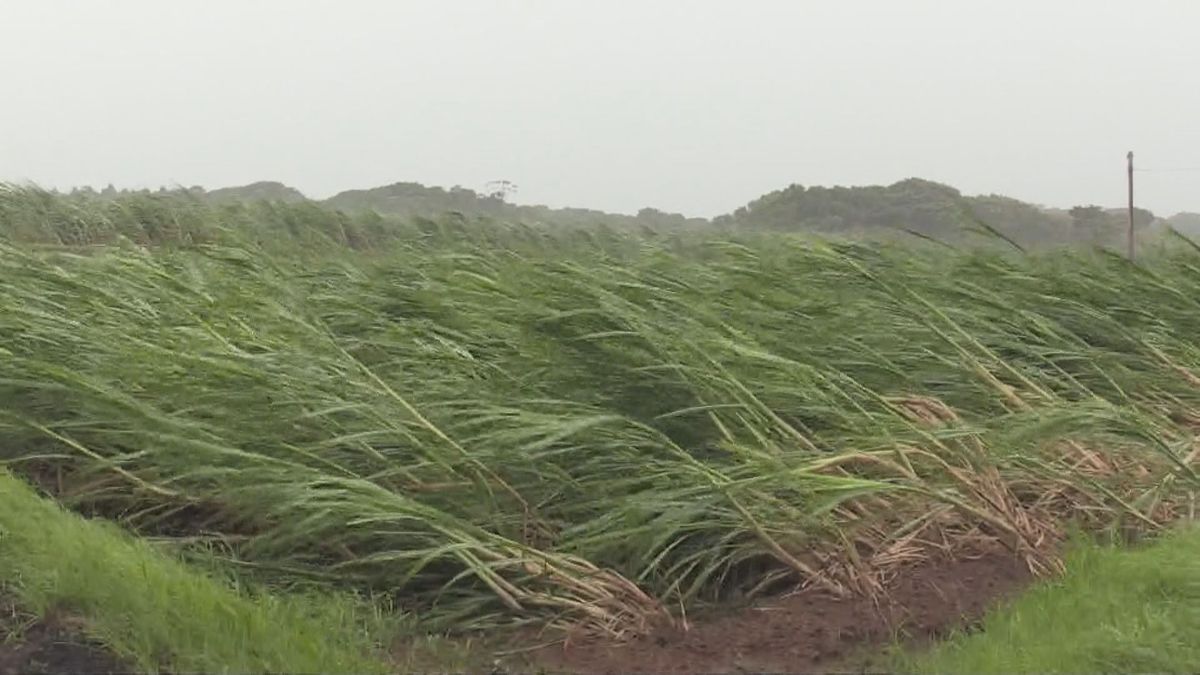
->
(530, 545, 1032, 674)
(0, 597, 131, 675)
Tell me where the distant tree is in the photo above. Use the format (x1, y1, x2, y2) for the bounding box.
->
(717, 178, 1124, 248)
(486, 180, 518, 202)
(1069, 205, 1106, 227)
(1066, 205, 1154, 247)
(1168, 212, 1200, 235)
(635, 207, 691, 229)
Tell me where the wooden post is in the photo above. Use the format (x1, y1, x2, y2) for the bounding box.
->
(1127, 151, 1135, 261)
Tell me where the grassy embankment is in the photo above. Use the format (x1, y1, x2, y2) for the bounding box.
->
(906, 526, 1200, 673)
(0, 469, 403, 673)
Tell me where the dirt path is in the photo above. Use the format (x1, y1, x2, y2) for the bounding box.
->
(0, 549, 1032, 675)
(529, 546, 1032, 674)
(0, 597, 130, 675)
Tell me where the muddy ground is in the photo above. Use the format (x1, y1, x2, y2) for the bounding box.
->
(528, 545, 1032, 674)
(0, 547, 1032, 675)
(0, 596, 130, 675)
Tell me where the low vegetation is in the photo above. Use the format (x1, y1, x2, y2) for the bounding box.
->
(0, 469, 393, 673)
(1, 186, 1200, 668)
(905, 526, 1200, 673)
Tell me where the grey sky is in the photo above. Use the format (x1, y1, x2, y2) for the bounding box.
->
(3, 0, 1198, 217)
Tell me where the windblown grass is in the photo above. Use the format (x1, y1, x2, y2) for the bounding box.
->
(2, 188, 1200, 634)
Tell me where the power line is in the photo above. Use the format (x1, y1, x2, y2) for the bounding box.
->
(1134, 167, 1200, 173)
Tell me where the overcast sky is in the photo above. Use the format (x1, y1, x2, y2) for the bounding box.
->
(3, 0, 1199, 217)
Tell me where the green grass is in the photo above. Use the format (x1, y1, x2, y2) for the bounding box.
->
(0, 468, 396, 674)
(3, 186, 1200, 637)
(904, 526, 1200, 673)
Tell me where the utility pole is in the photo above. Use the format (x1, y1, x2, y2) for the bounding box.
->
(1127, 151, 1135, 261)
